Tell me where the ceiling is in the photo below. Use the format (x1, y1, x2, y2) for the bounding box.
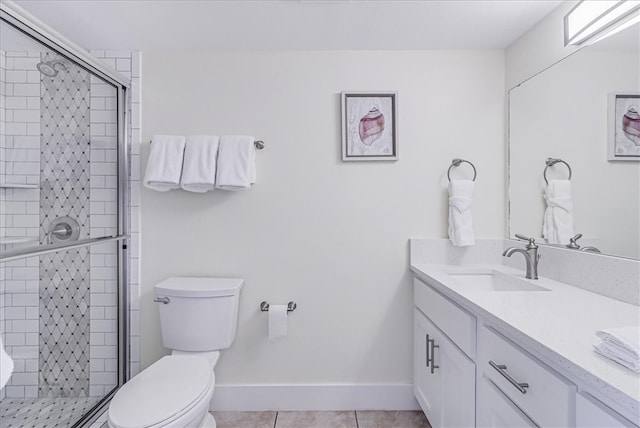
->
(11, 0, 563, 52)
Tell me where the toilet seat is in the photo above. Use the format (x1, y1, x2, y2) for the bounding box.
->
(108, 356, 215, 428)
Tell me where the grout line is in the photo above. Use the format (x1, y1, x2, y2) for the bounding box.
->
(273, 411, 279, 428)
(354, 410, 359, 428)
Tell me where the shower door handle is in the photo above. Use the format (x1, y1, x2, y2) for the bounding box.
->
(153, 297, 170, 304)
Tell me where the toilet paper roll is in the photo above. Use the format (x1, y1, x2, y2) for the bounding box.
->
(268, 305, 288, 341)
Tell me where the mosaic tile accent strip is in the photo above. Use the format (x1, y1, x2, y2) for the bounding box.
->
(39, 53, 91, 398)
(0, 396, 102, 428)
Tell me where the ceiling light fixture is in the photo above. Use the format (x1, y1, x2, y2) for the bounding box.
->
(564, 0, 640, 46)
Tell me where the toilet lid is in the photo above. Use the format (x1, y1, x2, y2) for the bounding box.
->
(108, 356, 213, 428)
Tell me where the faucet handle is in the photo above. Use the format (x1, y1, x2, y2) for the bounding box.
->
(514, 233, 538, 249)
(567, 233, 583, 249)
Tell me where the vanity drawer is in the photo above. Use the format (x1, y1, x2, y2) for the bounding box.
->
(414, 277, 476, 358)
(479, 325, 576, 427)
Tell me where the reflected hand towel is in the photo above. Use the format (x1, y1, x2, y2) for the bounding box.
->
(542, 179, 574, 245)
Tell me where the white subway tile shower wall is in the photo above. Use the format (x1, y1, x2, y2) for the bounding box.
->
(1, 51, 41, 399)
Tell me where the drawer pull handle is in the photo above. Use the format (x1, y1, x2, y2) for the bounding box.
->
(489, 360, 529, 394)
(425, 334, 430, 367)
(428, 336, 439, 374)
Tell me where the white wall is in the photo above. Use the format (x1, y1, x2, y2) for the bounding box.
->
(140, 51, 505, 388)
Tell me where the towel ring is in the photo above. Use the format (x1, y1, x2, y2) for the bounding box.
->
(543, 158, 572, 184)
(447, 158, 477, 182)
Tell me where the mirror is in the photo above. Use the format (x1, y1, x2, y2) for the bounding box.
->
(509, 21, 640, 260)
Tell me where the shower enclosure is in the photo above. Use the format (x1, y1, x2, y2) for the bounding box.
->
(0, 4, 129, 427)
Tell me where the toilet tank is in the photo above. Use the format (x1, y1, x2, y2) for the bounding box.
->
(154, 277, 243, 352)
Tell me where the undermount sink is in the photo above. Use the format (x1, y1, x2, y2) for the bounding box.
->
(446, 269, 550, 292)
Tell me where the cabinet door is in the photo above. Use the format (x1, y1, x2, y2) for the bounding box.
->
(477, 376, 537, 428)
(414, 309, 441, 425)
(414, 309, 475, 428)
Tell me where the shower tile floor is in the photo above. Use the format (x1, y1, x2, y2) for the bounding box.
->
(0, 396, 101, 428)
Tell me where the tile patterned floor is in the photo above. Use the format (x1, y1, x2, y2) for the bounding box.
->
(0, 396, 101, 428)
(213, 411, 431, 428)
(0, 406, 430, 428)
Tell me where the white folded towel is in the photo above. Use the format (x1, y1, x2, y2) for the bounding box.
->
(0, 336, 14, 390)
(143, 135, 186, 192)
(448, 180, 475, 247)
(542, 179, 575, 245)
(215, 135, 256, 191)
(594, 326, 640, 373)
(180, 135, 220, 193)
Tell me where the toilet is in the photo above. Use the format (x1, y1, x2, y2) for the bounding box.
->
(108, 277, 243, 428)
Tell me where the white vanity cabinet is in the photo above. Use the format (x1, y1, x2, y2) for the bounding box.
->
(413, 273, 639, 428)
(576, 393, 639, 427)
(413, 278, 476, 427)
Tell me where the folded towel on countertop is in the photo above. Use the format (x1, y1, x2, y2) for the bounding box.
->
(542, 179, 575, 245)
(143, 135, 186, 192)
(180, 135, 220, 193)
(593, 326, 640, 373)
(215, 135, 256, 191)
(448, 179, 475, 247)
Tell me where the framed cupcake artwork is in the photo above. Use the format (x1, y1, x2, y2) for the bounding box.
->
(341, 92, 398, 161)
(608, 93, 640, 161)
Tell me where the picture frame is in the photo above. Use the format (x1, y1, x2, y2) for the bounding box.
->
(341, 92, 398, 161)
(608, 93, 640, 161)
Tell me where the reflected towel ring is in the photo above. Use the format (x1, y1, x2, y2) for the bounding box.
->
(543, 158, 572, 184)
(447, 158, 477, 182)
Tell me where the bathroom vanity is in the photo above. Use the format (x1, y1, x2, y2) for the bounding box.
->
(410, 258, 640, 427)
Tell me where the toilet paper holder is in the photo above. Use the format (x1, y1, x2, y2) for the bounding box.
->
(260, 301, 297, 313)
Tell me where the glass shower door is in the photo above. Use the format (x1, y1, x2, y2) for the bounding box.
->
(0, 13, 127, 428)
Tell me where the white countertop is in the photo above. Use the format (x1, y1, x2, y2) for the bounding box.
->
(410, 262, 640, 420)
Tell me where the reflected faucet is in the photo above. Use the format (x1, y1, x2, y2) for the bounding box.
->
(503, 234, 541, 280)
(566, 233, 602, 253)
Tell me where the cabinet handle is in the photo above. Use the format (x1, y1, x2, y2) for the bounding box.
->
(425, 334, 430, 367)
(425, 333, 440, 374)
(489, 360, 529, 394)
(428, 337, 439, 374)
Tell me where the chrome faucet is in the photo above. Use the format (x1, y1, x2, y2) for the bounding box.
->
(503, 234, 541, 280)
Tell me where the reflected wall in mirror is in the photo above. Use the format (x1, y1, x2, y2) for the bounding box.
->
(0, 21, 119, 255)
(509, 22, 640, 260)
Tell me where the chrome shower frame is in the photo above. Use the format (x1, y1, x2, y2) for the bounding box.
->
(0, 2, 131, 427)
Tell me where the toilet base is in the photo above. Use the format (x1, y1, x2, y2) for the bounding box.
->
(202, 412, 216, 428)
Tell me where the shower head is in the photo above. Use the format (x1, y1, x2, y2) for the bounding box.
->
(36, 59, 69, 77)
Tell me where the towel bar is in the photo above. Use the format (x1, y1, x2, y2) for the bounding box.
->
(260, 301, 297, 313)
(149, 139, 265, 149)
(447, 158, 477, 182)
(543, 158, 572, 184)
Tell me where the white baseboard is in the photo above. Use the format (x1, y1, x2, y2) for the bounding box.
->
(211, 384, 420, 411)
